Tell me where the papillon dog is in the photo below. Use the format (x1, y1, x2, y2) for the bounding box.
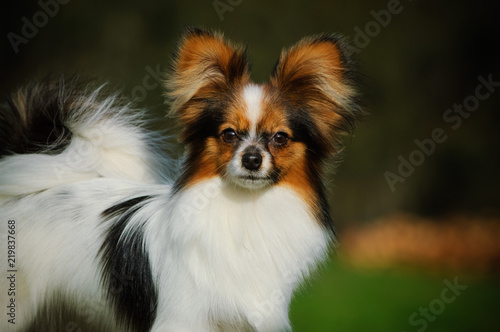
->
(0, 28, 362, 331)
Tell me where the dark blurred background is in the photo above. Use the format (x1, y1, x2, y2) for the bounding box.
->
(1, 0, 499, 331)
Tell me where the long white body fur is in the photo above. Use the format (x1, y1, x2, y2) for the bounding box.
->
(0, 96, 329, 331)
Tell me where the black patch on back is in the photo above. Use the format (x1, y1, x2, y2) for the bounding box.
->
(100, 195, 158, 332)
(101, 196, 153, 219)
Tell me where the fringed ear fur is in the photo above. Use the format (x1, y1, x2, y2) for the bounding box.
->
(166, 28, 250, 125)
(166, 29, 362, 150)
(269, 34, 363, 154)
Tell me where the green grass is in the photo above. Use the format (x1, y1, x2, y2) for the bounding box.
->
(290, 259, 500, 332)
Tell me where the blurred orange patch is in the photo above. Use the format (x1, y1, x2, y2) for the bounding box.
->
(341, 214, 500, 274)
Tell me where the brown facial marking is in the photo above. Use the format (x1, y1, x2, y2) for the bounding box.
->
(170, 30, 361, 231)
(223, 96, 252, 135)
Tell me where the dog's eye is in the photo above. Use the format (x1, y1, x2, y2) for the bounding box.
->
(271, 132, 289, 145)
(222, 129, 239, 143)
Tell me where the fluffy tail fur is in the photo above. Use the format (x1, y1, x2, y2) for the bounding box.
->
(0, 77, 171, 197)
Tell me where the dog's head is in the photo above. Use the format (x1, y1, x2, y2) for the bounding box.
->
(166, 28, 362, 193)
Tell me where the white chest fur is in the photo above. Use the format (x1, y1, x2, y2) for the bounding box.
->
(148, 177, 331, 331)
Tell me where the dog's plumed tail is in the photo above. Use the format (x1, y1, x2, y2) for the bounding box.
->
(0, 77, 170, 197)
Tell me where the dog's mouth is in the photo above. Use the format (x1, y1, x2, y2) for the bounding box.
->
(241, 175, 264, 180)
(230, 174, 272, 189)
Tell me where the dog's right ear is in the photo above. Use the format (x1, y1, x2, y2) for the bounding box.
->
(166, 28, 250, 123)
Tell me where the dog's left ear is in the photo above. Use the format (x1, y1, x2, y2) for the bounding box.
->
(270, 35, 362, 153)
(166, 28, 250, 121)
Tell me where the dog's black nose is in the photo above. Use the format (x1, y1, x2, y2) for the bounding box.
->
(242, 152, 262, 171)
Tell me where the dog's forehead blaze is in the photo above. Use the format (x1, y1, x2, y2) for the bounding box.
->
(215, 84, 295, 137)
(223, 104, 291, 137)
(256, 88, 291, 136)
(221, 102, 251, 133)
